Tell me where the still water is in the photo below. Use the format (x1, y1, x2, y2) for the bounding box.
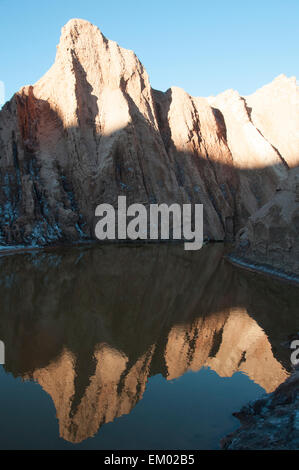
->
(0, 243, 298, 450)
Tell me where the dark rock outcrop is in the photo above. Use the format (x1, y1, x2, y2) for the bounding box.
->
(222, 372, 299, 450)
(231, 167, 299, 280)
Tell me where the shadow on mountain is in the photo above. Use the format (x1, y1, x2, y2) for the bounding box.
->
(0, 86, 288, 246)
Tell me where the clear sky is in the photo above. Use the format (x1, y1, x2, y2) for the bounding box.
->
(0, 0, 298, 104)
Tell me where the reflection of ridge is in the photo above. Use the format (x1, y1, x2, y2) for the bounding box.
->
(70, 348, 97, 418)
(209, 324, 225, 358)
(0, 244, 298, 443)
(29, 306, 289, 444)
(208, 308, 288, 391)
(237, 351, 247, 368)
(165, 308, 288, 392)
(184, 325, 200, 368)
(148, 329, 169, 379)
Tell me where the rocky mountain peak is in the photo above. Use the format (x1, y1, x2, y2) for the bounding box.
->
(0, 19, 297, 249)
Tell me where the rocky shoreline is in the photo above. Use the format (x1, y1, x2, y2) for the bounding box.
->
(221, 371, 299, 450)
(227, 254, 299, 286)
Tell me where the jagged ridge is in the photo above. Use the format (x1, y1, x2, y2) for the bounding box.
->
(0, 18, 297, 248)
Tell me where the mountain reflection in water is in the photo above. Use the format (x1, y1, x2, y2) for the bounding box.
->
(0, 243, 298, 446)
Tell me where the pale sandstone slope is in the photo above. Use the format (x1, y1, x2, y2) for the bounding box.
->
(208, 89, 288, 224)
(247, 74, 299, 168)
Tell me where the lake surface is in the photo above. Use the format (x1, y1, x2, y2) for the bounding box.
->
(0, 243, 298, 450)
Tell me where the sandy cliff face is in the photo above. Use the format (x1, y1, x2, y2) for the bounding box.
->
(247, 74, 299, 168)
(0, 18, 295, 247)
(0, 19, 181, 245)
(208, 89, 288, 227)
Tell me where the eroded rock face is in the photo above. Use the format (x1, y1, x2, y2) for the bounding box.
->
(232, 167, 299, 278)
(0, 18, 295, 247)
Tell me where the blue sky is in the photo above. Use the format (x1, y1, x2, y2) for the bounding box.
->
(0, 0, 298, 104)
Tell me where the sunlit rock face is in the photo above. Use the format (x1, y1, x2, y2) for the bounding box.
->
(0, 18, 295, 246)
(0, 244, 298, 444)
(207, 89, 288, 228)
(247, 74, 299, 168)
(0, 19, 181, 246)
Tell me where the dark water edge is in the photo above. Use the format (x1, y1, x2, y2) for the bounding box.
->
(0, 238, 208, 258)
(0, 243, 298, 450)
(227, 254, 299, 286)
